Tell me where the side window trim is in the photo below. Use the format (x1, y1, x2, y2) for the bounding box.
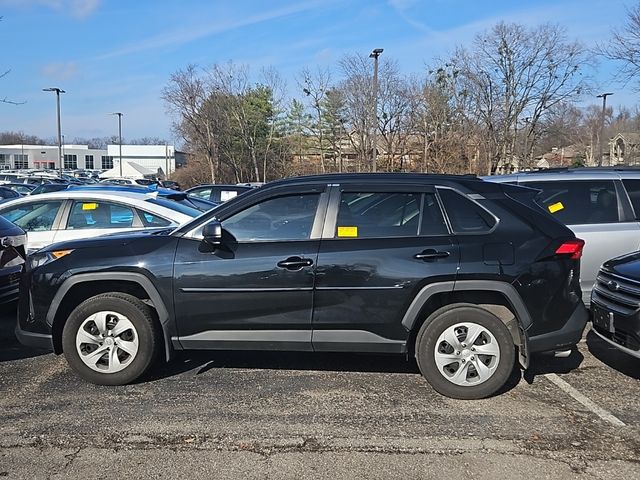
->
(436, 186, 500, 235)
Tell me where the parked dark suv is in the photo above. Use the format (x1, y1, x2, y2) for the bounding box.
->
(0, 215, 26, 304)
(16, 174, 587, 399)
(591, 252, 640, 359)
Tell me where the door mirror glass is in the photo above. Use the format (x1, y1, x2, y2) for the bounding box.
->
(202, 219, 223, 246)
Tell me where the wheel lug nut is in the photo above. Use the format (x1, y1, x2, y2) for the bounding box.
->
(470, 356, 475, 360)
(455, 351, 460, 355)
(461, 343, 466, 348)
(461, 359, 466, 363)
(471, 347, 475, 351)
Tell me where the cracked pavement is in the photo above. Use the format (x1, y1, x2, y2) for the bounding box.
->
(0, 309, 639, 479)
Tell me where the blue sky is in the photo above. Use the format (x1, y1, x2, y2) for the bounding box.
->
(0, 0, 637, 142)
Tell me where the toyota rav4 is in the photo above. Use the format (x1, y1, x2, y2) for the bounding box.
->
(16, 174, 588, 399)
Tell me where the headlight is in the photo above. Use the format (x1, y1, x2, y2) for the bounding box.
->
(28, 249, 74, 270)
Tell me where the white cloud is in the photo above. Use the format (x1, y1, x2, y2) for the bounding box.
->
(41, 61, 79, 80)
(0, 0, 100, 19)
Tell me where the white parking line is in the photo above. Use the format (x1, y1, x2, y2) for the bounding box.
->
(545, 373, 626, 427)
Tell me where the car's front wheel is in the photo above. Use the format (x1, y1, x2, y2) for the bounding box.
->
(62, 293, 161, 385)
(415, 304, 516, 399)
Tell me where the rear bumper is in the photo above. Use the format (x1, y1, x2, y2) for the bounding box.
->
(527, 302, 588, 353)
(15, 323, 53, 351)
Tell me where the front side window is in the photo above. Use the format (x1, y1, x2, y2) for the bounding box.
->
(222, 194, 320, 241)
(1, 201, 63, 231)
(524, 180, 619, 225)
(336, 191, 447, 238)
(438, 189, 496, 233)
(67, 201, 134, 229)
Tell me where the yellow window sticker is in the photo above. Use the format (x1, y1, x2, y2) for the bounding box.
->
(337, 226, 358, 238)
(82, 203, 98, 211)
(548, 202, 564, 214)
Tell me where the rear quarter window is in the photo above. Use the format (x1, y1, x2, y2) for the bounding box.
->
(437, 188, 496, 233)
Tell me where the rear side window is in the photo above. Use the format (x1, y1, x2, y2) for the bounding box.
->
(524, 180, 619, 225)
(438, 189, 496, 233)
(137, 209, 172, 227)
(67, 201, 135, 229)
(336, 192, 448, 238)
(622, 180, 640, 219)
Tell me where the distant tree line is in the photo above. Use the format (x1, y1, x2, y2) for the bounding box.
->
(161, 5, 640, 186)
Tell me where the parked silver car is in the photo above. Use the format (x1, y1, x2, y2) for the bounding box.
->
(487, 167, 640, 305)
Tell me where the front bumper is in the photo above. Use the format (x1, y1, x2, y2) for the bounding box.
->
(591, 301, 640, 358)
(527, 302, 588, 353)
(15, 323, 53, 351)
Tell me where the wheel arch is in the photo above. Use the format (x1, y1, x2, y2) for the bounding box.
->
(402, 280, 530, 368)
(47, 272, 174, 361)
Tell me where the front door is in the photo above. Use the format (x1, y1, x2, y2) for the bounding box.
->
(312, 185, 460, 352)
(174, 189, 326, 351)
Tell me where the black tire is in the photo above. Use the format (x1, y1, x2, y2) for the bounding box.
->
(62, 293, 161, 385)
(415, 303, 516, 400)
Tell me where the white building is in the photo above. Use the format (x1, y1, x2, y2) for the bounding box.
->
(0, 143, 177, 175)
(106, 144, 176, 175)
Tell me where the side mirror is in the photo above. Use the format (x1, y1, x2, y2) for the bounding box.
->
(202, 220, 223, 246)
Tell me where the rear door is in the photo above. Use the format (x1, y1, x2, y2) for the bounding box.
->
(311, 184, 459, 352)
(521, 179, 640, 304)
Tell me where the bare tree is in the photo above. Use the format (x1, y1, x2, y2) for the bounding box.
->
(376, 60, 412, 171)
(598, 3, 640, 90)
(162, 64, 218, 182)
(338, 53, 377, 171)
(299, 67, 331, 172)
(453, 22, 591, 173)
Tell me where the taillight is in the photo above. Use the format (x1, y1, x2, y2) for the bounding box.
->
(555, 239, 585, 260)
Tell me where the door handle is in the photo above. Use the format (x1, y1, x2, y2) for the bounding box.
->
(277, 256, 314, 270)
(414, 250, 450, 261)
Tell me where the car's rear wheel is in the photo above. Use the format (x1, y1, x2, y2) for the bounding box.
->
(62, 293, 160, 385)
(415, 304, 516, 399)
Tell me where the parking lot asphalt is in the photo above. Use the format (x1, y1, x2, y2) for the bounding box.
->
(0, 308, 639, 479)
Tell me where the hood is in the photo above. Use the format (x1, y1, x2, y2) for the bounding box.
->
(40, 227, 174, 253)
(602, 251, 640, 280)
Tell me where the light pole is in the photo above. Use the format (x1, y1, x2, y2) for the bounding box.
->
(111, 112, 123, 176)
(43, 87, 65, 177)
(596, 92, 613, 167)
(369, 48, 383, 172)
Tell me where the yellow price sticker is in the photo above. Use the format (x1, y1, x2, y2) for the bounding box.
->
(548, 202, 564, 214)
(82, 203, 98, 211)
(337, 226, 358, 238)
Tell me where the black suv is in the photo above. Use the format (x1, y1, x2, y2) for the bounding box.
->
(591, 252, 640, 359)
(16, 174, 587, 399)
(0, 215, 26, 304)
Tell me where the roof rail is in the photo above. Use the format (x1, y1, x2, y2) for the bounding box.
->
(519, 166, 640, 174)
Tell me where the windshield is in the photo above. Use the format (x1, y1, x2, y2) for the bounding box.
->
(145, 197, 201, 218)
